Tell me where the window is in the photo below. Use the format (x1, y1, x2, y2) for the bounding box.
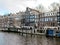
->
(30, 15, 35, 19)
(48, 18, 53, 21)
(58, 23, 60, 26)
(55, 17, 57, 21)
(15, 18, 19, 20)
(26, 19, 29, 22)
(30, 19, 34, 21)
(35, 15, 39, 19)
(45, 18, 48, 21)
(57, 17, 60, 22)
(30, 12, 33, 15)
(25, 15, 29, 19)
(40, 19, 42, 21)
(35, 19, 38, 23)
(52, 23, 55, 26)
(57, 13, 60, 16)
(51, 13, 52, 15)
(42, 18, 44, 21)
(40, 18, 45, 22)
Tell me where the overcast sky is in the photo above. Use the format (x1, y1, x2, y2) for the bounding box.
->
(0, 0, 59, 15)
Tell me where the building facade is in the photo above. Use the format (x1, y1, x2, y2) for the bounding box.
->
(1, 12, 24, 28)
(39, 7, 60, 31)
(21, 7, 40, 27)
(0, 7, 60, 32)
(0, 16, 4, 27)
(21, 7, 60, 33)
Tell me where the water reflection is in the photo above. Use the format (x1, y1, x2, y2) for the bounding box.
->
(0, 32, 60, 45)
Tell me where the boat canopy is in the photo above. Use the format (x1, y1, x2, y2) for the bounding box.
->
(44, 26, 58, 30)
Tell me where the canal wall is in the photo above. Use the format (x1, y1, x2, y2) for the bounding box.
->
(0, 27, 45, 36)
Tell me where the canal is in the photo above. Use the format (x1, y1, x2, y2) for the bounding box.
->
(0, 32, 60, 45)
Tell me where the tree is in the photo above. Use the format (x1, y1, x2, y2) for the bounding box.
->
(35, 4, 45, 12)
(49, 2, 60, 11)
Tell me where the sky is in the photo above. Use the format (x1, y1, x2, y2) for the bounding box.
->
(0, 0, 59, 15)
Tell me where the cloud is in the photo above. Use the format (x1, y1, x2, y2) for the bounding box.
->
(5, 0, 37, 13)
(0, 0, 59, 15)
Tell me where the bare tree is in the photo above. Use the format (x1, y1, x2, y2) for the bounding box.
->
(35, 4, 45, 12)
(49, 2, 60, 11)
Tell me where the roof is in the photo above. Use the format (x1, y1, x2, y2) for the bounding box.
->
(26, 7, 42, 13)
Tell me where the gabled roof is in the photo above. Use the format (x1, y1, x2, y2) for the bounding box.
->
(26, 7, 42, 13)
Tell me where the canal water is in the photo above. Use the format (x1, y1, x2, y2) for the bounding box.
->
(0, 32, 60, 45)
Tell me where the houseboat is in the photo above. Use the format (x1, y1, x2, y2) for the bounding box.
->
(44, 26, 60, 37)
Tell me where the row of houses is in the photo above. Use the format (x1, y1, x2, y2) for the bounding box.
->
(0, 7, 60, 31)
(0, 12, 24, 28)
(21, 7, 60, 31)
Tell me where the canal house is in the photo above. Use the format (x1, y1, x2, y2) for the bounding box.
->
(21, 7, 42, 34)
(40, 7, 60, 37)
(21, 7, 60, 35)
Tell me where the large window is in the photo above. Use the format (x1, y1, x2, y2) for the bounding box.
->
(30, 15, 35, 19)
(48, 18, 53, 21)
(25, 15, 35, 23)
(57, 17, 60, 22)
(40, 17, 57, 22)
(40, 18, 45, 22)
(45, 18, 49, 21)
(29, 15, 35, 22)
